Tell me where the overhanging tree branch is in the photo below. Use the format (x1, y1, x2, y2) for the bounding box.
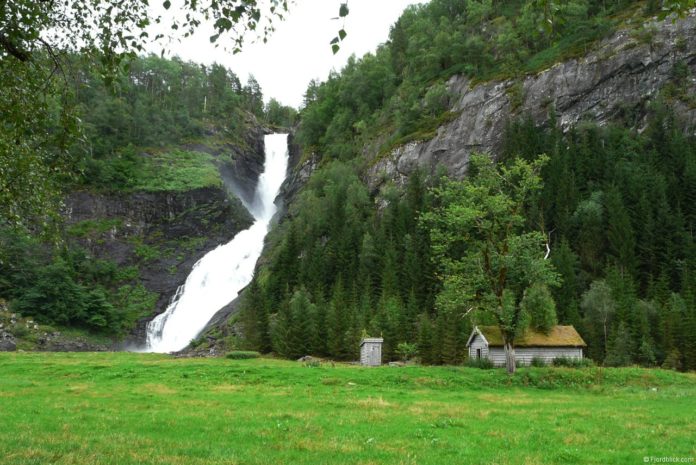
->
(0, 33, 31, 61)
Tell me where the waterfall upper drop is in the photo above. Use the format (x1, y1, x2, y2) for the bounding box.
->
(145, 134, 289, 353)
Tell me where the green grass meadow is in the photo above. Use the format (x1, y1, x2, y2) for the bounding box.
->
(0, 353, 694, 465)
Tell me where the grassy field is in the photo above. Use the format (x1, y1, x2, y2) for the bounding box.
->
(0, 353, 694, 465)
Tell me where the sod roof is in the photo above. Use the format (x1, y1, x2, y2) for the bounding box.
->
(473, 325, 587, 347)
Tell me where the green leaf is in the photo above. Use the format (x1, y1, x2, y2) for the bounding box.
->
(215, 17, 233, 31)
(332, 43, 340, 55)
(210, 33, 220, 43)
(163, 0, 171, 9)
(330, 37, 339, 45)
(339, 3, 349, 17)
(338, 29, 347, 41)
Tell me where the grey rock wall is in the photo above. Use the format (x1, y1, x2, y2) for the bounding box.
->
(366, 12, 696, 191)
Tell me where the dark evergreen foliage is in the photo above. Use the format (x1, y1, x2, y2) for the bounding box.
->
(503, 111, 696, 369)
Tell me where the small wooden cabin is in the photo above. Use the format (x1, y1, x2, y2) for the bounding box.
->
(360, 337, 383, 366)
(466, 325, 586, 366)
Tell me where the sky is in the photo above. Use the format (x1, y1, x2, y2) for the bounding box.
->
(152, 1, 425, 108)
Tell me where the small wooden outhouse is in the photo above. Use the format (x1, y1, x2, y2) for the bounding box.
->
(466, 325, 586, 366)
(360, 337, 383, 366)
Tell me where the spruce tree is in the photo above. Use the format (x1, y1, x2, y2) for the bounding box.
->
(550, 238, 581, 325)
(605, 187, 637, 278)
(417, 314, 435, 364)
(605, 322, 633, 367)
(287, 289, 315, 359)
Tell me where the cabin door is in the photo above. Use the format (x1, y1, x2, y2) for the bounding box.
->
(476, 348, 482, 359)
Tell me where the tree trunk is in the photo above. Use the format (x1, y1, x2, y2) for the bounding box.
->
(504, 341, 516, 374)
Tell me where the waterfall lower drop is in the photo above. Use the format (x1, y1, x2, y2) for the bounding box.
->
(145, 134, 289, 353)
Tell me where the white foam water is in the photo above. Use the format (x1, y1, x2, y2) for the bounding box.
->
(144, 134, 289, 353)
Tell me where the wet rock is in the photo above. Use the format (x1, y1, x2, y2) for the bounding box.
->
(36, 332, 109, 352)
(0, 331, 16, 351)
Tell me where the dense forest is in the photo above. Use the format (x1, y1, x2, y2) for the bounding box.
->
(237, 0, 696, 370)
(71, 55, 296, 191)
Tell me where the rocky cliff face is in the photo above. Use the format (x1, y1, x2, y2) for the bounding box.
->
(276, 132, 318, 216)
(366, 12, 696, 191)
(185, 125, 270, 208)
(65, 187, 253, 347)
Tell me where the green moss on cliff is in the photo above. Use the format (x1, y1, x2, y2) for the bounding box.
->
(133, 150, 222, 192)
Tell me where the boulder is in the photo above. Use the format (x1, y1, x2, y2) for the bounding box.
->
(0, 332, 16, 351)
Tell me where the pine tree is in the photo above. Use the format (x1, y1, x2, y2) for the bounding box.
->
(417, 314, 435, 364)
(605, 322, 633, 367)
(271, 296, 292, 358)
(239, 275, 271, 353)
(380, 240, 399, 299)
(287, 289, 316, 359)
(550, 238, 581, 325)
(313, 293, 329, 357)
(605, 187, 636, 278)
(637, 337, 656, 367)
(327, 277, 349, 359)
(572, 191, 605, 275)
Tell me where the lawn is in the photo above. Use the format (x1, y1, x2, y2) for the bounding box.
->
(0, 353, 694, 465)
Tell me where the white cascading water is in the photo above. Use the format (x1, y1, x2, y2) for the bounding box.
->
(145, 134, 289, 353)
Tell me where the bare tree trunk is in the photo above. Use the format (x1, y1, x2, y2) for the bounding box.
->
(504, 341, 516, 374)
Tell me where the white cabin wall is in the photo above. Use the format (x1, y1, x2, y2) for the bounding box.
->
(468, 335, 489, 360)
(485, 347, 583, 366)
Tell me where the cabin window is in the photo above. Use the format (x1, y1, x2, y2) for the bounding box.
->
(476, 348, 482, 359)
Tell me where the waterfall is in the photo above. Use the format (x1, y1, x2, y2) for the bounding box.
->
(144, 134, 289, 353)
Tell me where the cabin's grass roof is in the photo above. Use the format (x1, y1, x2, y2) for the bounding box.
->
(475, 325, 587, 347)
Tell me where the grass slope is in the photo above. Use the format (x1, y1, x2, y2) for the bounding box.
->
(134, 150, 222, 192)
(0, 353, 694, 465)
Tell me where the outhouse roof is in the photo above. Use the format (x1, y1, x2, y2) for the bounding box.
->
(360, 337, 384, 346)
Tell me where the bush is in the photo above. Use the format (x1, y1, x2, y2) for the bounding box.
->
(11, 325, 29, 338)
(530, 356, 547, 367)
(552, 356, 594, 368)
(465, 357, 495, 369)
(396, 342, 418, 362)
(225, 351, 261, 360)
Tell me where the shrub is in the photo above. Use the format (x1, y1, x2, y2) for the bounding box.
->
(12, 325, 29, 338)
(225, 351, 261, 360)
(465, 357, 495, 369)
(530, 356, 547, 367)
(552, 356, 594, 368)
(396, 342, 418, 362)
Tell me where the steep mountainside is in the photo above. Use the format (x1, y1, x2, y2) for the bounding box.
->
(0, 51, 300, 351)
(67, 128, 271, 348)
(219, 6, 695, 370)
(367, 12, 696, 190)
